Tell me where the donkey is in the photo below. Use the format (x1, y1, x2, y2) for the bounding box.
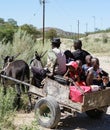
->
(1, 55, 32, 110)
(30, 50, 47, 68)
(30, 51, 48, 87)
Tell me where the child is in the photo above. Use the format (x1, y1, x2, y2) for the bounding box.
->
(64, 61, 86, 86)
(64, 50, 74, 63)
(101, 74, 110, 89)
(82, 55, 92, 76)
(86, 57, 109, 89)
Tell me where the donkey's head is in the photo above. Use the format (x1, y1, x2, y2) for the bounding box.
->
(34, 50, 47, 61)
(1, 53, 20, 68)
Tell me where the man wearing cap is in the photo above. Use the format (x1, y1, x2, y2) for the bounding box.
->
(31, 38, 66, 87)
(46, 38, 66, 77)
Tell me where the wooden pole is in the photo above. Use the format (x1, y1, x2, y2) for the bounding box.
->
(0, 74, 44, 97)
(43, 0, 45, 45)
(77, 20, 79, 40)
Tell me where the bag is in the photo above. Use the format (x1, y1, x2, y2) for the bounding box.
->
(69, 85, 91, 103)
(90, 85, 100, 92)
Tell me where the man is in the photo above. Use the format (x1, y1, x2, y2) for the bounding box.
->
(31, 38, 66, 87)
(72, 40, 91, 65)
(45, 38, 66, 77)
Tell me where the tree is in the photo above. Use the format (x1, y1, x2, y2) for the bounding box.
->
(0, 18, 18, 44)
(7, 18, 17, 26)
(45, 28, 57, 40)
(0, 18, 4, 24)
(20, 24, 41, 39)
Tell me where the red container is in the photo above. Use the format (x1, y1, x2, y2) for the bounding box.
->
(69, 86, 91, 103)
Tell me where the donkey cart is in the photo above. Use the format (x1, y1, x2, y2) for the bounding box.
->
(1, 74, 110, 129)
(29, 77, 110, 129)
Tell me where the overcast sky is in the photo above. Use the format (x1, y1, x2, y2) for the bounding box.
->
(0, 0, 110, 33)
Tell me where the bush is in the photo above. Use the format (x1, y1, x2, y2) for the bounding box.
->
(94, 38, 101, 42)
(0, 87, 16, 129)
(102, 34, 108, 43)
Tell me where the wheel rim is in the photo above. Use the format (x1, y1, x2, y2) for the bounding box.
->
(36, 103, 52, 123)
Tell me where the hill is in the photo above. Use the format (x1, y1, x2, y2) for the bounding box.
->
(39, 27, 77, 37)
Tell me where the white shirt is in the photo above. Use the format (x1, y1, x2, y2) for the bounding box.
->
(46, 47, 66, 75)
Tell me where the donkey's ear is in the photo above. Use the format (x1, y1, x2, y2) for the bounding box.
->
(1, 55, 5, 60)
(13, 53, 20, 59)
(40, 50, 47, 58)
(35, 51, 39, 56)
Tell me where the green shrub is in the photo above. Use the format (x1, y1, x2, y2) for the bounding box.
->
(103, 37, 108, 43)
(102, 34, 108, 43)
(94, 38, 101, 42)
(0, 87, 16, 129)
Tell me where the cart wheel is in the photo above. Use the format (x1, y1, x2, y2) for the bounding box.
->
(34, 96, 61, 128)
(86, 108, 107, 119)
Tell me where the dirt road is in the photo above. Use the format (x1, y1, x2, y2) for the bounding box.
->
(14, 107, 110, 130)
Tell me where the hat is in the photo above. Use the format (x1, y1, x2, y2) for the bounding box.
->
(66, 61, 78, 69)
(51, 38, 61, 44)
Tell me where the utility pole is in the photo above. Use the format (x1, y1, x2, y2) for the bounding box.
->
(39, 0, 45, 45)
(93, 16, 96, 32)
(86, 23, 88, 34)
(70, 25, 73, 39)
(42, 0, 45, 45)
(77, 20, 79, 40)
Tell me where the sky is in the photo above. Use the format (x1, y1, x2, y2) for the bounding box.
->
(0, 0, 110, 33)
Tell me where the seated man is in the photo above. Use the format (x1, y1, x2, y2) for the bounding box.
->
(72, 40, 91, 65)
(46, 38, 66, 77)
(31, 38, 66, 87)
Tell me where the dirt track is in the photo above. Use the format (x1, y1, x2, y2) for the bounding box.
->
(14, 107, 110, 130)
(97, 56, 110, 75)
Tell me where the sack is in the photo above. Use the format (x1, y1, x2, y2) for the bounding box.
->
(69, 85, 91, 103)
(90, 85, 100, 92)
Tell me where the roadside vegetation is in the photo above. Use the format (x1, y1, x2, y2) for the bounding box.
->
(0, 87, 16, 129)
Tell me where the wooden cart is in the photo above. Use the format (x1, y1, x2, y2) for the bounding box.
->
(29, 77, 110, 129)
(1, 74, 110, 129)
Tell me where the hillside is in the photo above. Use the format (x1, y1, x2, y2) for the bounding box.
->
(39, 27, 76, 37)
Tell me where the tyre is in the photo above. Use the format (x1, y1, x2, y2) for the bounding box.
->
(34, 96, 61, 128)
(86, 108, 107, 119)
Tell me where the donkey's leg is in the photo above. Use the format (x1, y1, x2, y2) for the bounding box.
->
(20, 74, 26, 93)
(3, 84, 6, 95)
(2, 80, 7, 95)
(21, 84, 25, 93)
(25, 80, 32, 112)
(15, 84, 21, 109)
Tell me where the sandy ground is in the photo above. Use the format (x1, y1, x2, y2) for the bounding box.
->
(13, 107, 110, 130)
(13, 55, 110, 130)
(97, 56, 110, 75)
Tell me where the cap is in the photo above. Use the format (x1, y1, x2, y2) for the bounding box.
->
(66, 61, 78, 69)
(51, 38, 61, 44)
